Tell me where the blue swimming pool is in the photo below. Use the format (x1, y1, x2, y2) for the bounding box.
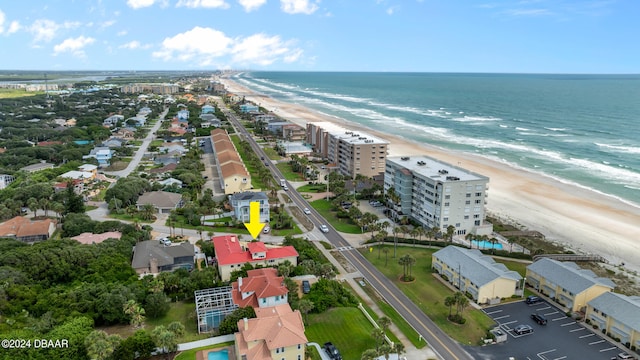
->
(207, 349, 230, 360)
(471, 240, 503, 250)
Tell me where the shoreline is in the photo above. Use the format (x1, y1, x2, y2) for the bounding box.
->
(219, 77, 640, 273)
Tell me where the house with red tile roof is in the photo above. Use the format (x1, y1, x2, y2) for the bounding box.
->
(211, 129, 252, 194)
(235, 303, 307, 360)
(0, 216, 56, 242)
(212, 235, 298, 281)
(232, 268, 288, 309)
(71, 231, 122, 245)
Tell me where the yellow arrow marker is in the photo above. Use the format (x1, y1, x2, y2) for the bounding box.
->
(244, 201, 266, 240)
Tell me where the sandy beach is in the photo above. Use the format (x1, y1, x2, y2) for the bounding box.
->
(219, 77, 640, 273)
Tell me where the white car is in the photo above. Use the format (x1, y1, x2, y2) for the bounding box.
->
(159, 237, 172, 246)
(263, 226, 271, 233)
(303, 208, 311, 215)
(319, 224, 329, 233)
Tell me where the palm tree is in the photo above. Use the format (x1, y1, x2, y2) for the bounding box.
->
(371, 327, 385, 353)
(123, 299, 145, 329)
(455, 291, 469, 316)
(140, 204, 156, 221)
(84, 330, 121, 360)
(444, 296, 456, 318)
(394, 342, 405, 359)
(392, 227, 400, 258)
(27, 197, 39, 217)
(378, 316, 391, 333)
(361, 349, 378, 360)
(410, 227, 419, 247)
(465, 233, 474, 248)
(398, 254, 415, 281)
(446, 225, 456, 243)
(379, 343, 392, 360)
(382, 248, 390, 266)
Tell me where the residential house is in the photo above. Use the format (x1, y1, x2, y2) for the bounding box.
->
(586, 292, 640, 348)
(228, 191, 270, 223)
(20, 161, 55, 173)
(103, 114, 124, 127)
(232, 268, 289, 308)
(78, 164, 98, 177)
(432, 246, 522, 304)
(83, 147, 114, 167)
(0, 174, 15, 190)
(59, 170, 94, 182)
(239, 103, 259, 113)
(53, 179, 84, 195)
(158, 143, 187, 155)
(201, 118, 221, 128)
(526, 258, 615, 312)
(71, 231, 122, 245)
(253, 114, 278, 124)
(201, 104, 215, 114)
(212, 235, 298, 281)
(125, 116, 146, 127)
(154, 154, 181, 166)
(177, 109, 190, 121)
(282, 123, 307, 141)
(138, 106, 152, 116)
(235, 303, 307, 360)
(385, 155, 492, 236)
(113, 127, 136, 140)
(136, 191, 183, 214)
(158, 177, 183, 188)
(0, 216, 57, 242)
(131, 240, 195, 275)
(102, 138, 126, 148)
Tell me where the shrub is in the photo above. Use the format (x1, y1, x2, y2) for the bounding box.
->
(585, 319, 591, 324)
(448, 314, 466, 324)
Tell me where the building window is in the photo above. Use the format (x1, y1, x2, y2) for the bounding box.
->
(475, 192, 482, 197)
(444, 202, 449, 207)
(466, 193, 471, 197)
(445, 195, 450, 199)
(475, 199, 482, 204)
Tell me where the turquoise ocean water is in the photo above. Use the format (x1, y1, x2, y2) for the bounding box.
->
(232, 72, 640, 207)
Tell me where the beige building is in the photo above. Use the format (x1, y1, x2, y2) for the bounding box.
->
(235, 304, 307, 360)
(432, 246, 522, 304)
(586, 292, 640, 348)
(306, 122, 388, 178)
(526, 258, 615, 312)
(211, 129, 252, 194)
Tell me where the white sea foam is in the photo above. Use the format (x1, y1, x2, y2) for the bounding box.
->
(499, 125, 508, 128)
(515, 127, 529, 131)
(595, 142, 640, 155)
(544, 127, 568, 132)
(452, 115, 502, 123)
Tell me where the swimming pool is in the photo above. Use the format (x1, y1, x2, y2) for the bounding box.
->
(207, 349, 230, 360)
(471, 240, 503, 250)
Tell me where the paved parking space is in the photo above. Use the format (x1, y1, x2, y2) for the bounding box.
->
(465, 300, 622, 360)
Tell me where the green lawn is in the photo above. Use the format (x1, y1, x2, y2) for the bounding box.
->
(309, 199, 361, 234)
(275, 162, 305, 182)
(150, 139, 164, 147)
(305, 307, 378, 360)
(360, 245, 495, 345)
(297, 183, 328, 193)
(262, 147, 281, 160)
(0, 89, 42, 98)
(146, 301, 207, 343)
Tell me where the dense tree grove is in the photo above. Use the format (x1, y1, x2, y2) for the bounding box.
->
(305, 278, 359, 313)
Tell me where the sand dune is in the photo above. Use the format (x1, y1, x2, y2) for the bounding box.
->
(220, 78, 640, 273)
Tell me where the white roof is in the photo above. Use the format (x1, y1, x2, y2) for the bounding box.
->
(60, 171, 93, 180)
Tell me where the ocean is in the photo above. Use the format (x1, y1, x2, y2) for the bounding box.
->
(232, 72, 640, 208)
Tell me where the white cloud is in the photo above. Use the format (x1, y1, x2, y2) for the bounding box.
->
(504, 8, 553, 16)
(117, 30, 128, 36)
(8, 21, 21, 34)
(176, 0, 230, 8)
(238, 0, 267, 12)
(127, 0, 158, 9)
(28, 19, 81, 42)
(280, 0, 319, 14)
(386, 6, 398, 15)
(152, 26, 233, 61)
(101, 20, 116, 28)
(153, 26, 304, 67)
(120, 40, 152, 50)
(53, 36, 95, 57)
(0, 9, 5, 34)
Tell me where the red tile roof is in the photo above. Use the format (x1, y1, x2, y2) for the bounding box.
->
(248, 241, 267, 254)
(232, 268, 288, 308)
(212, 235, 298, 266)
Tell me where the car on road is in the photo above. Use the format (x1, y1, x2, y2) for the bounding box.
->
(303, 207, 311, 215)
(319, 224, 329, 233)
(302, 280, 311, 294)
(159, 237, 171, 246)
(263, 226, 270, 233)
(513, 324, 533, 335)
(526, 295, 542, 304)
(323, 342, 342, 360)
(531, 313, 547, 325)
(283, 185, 289, 191)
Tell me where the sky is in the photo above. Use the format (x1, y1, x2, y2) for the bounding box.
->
(0, 0, 639, 73)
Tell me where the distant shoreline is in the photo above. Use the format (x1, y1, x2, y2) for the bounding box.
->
(220, 76, 640, 273)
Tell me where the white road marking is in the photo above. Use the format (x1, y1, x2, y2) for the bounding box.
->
(543, 311, 559, 316)
(551, 317, 567, 321)
(560, 321, 575, 327)
(502, 320, 517, 325)
(569, 327, 585, 332)
(537, 349, 557, 359)
(579, 333, 595, 338)
(486, 309, 503, 315)
(553, 356, 567, 360)
(599, 346, 617, 352)
(494, 315, 510, 320)
(589, 340, 605, 345)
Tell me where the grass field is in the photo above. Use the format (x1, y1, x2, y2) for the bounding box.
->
(262, 147, 281, 160)
(0, 89, 43, 98)
(360, 245, 496, 345)
(309, 198, 361, 233)
(297, 183, 328, 193)
(305, 307, 379, 360)
(275, 162, 305, 182)
(145, 301, 207, 343)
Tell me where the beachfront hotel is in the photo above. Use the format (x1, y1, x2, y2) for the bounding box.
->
(306, 122, 389, 178)
(384, 155, 492, 236)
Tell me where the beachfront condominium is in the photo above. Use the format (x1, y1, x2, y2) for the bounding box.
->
(384, 155, 492, 236)
(306, 122, 389, 178)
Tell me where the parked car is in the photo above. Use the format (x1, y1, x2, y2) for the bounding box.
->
(302, 280, 311, 294)
(303, 207, 311, 215)
(263, 226, 271, 233)
(319, 224, 329, 233)
(613, 353, 636, 360)
(526, 295, 542, 304)
(513, 324, 533, 335)
(159, 237, 171, 246)
(531, 313, 547, 325)
(323, 342, 342, 360)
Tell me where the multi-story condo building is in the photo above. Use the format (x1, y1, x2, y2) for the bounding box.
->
(306, 122, 388, 178)
(384, 155, 492, 236)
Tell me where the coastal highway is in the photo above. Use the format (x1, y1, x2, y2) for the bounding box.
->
(224, 107, 473, 360)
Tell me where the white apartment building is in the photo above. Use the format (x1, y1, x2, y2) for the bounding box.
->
(385, 155, 492, 236)
(306, 122, 388, 178)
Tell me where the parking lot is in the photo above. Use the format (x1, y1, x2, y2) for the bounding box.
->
(466, 299, 623, 360)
